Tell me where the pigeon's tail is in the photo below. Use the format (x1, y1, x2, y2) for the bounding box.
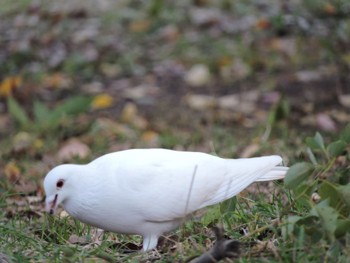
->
(199, 156, 288, 208)
(255, 166, 289, 182)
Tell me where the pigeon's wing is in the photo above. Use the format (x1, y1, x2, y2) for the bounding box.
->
(91, 149, 284, 222)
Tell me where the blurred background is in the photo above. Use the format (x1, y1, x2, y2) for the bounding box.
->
(1, 0, 350, 205)
(1, 1, 350, 261)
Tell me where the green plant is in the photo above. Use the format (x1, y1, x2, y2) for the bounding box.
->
(283, 124, 350, 258)
(7, 96, 92, 135)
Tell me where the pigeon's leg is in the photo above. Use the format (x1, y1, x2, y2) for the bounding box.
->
(142, 235, 159, 251)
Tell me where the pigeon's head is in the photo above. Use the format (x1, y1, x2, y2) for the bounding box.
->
(44, 164, 78, 214)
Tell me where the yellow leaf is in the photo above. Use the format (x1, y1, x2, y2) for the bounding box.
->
(129, 19, 151, 33)
(0, 76, 22, 97)
(91, 94, 114, 110)
(141, 130, 159, 143)
(4, 162, 21, 182)
(324, 3, 336, 14)
(255, 18, 270, 30)
(43, 73, 72, 89)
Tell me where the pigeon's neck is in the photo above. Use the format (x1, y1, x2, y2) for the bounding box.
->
(63, 165, 103, 220)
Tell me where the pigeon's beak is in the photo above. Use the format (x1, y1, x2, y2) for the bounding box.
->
(46, 194, 58, 214)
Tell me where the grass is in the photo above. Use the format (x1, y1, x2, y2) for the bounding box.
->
(1, 0, 350, 261)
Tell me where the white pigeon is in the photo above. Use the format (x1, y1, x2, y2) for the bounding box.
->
(44, 148, 288, 251)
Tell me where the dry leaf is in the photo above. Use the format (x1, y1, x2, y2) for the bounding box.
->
(121, 102, 138, 123)
(4, 162, 21, 182)
(185, 94, 216, 110)
(82, 81, 104, 94)
(295, 70, 322, 82)
(0, 114, 10, 132)
(185, 64, 211, 87)
(14, 180, 37, 195)
(60, 210, 69, 218)
(69, 234, 89, 244)
(129, 19, 151, 33)
(99, 63, 120, 78)
(270, 38, 296, 57)
(255, 18, 270, 30)
(141, 131, 160, 147)
(57, 138, 91, 161)
(122, 85, 160, 103)
(324, 3, 336, 14)
(338, 94, 350, 108)
(91, 94, 114, 110)
(316, 113, 337, 132)
(0, 76, 22, 97)
(43, 73, 72, 89)
(0, 252, 10, 263)
(240, 144, 260, 158)
(12, 132, 34, 153)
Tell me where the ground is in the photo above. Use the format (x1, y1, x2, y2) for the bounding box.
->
(0, 0, 350, 262)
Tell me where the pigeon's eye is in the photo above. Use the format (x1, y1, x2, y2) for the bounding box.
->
(56, 180, 64, 189)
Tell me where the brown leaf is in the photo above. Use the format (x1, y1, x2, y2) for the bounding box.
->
(14, 180, 37, 195)
(0, 76, 22, 97)
(121, 103, 148, 129)
(69, 234, 89, 245)
(316, 113, 337, 132)
(185, 94, 216, 110)
(128, 19, 151, 33)
(4, 162, 21, 183)
(43, 73, 72, 89)
(185, 64, 211, 87)
(12, 132, 35, 153)
(240, 144, 260, 158)
(57, 138, 91, 161)
(141, 131, 160, 147)
(338, 94, 350, 108)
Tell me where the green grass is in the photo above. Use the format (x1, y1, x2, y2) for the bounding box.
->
(1, 0, 350, 261)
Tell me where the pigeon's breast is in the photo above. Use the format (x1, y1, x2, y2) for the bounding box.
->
(63, 188, 150, 235)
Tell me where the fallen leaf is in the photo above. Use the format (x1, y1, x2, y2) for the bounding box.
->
(69, 234, 89, 245)
(160, 24, 180, 42)
(185, 94, 216, 110)
(12, 131, 34, 153)
(0, 252, 10, 263)
(141, 131, 160, 147)
(99, 63, 121, 78)
(255, 18, 270, 30)
(82, 81, 104, 94)
(26, 196, 42, 204)
(185, 64, 211, 87)
(4, 162, 21, 182)
(295, 70, 323, 82)
(189, 7, 222, 26)
(0, 114, 10, 133)
(57, 138, 91, 161)
(338, 94, 350, 108)
(14, 180, 37, 195)
(91, 94, 114, 110)
(121, 102, 138, 123)
(122, 84, 160, 104)
(129, 19, 151, 33)
(270, 38, 296, 57)
(120, 103, 148, 129)
(43, 73, 72, 89)
(72, 26, 99, 43)
(60, 210, 69, 218)
(0, 76, 22, 97)
(324, 3, 336, 14)
(240, 144, 260, 158)
(217, 94, 239, 109)
(316, 113, 337, 132)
